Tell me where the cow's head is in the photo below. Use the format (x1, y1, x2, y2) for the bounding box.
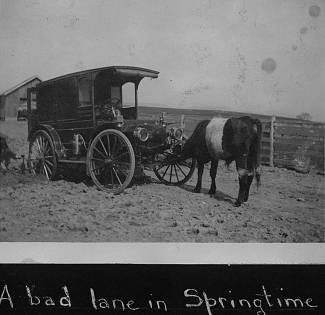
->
(229, 117, 260, 154)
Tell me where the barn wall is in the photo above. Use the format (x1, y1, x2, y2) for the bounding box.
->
(4, 79, 40, 118)
(4, 91, 20, 117)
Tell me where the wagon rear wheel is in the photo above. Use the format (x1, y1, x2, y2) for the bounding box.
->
(87, 129, 135, 194)
(28, 130, 57, 180)
(154, 152, 196, 186)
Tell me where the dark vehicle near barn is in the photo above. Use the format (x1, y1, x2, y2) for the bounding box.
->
(27, 66, 195, 193)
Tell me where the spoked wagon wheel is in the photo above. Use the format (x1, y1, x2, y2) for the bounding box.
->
(87, 129, 135, 194)
(154, 152, 196, 186)
(28, 130, 57, 180)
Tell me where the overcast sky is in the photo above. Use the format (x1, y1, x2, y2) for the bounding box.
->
(0, 0, 324, 120)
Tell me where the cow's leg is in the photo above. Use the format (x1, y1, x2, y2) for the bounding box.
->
(194, 160, 204, 193)
(243, 153, 256, 202)
(208, 159, 218, 195)
(244, 173, 254, 202)
(235, 156, 248, 206)
(235, 175, 248, 206)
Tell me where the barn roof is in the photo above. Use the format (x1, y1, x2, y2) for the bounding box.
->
(1, 76, 42, 96)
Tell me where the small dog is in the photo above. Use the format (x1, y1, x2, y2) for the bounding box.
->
(0, 136, 18, 170)
(0, 148, 17, 169)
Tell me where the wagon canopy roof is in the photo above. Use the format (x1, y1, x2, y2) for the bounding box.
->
(38, 66, 159, 87)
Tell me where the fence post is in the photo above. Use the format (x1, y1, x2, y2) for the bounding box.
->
(270, 115, 275, 167)
(160, 111, 166, 124)
(180, 114, 185, 129)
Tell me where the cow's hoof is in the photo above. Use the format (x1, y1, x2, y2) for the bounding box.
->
(234, 200, 242, 207)
(194, 188, 201, 193)
(208, 189, 216, 195)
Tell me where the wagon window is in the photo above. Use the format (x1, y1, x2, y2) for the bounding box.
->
(122, 82, 135, 107)
(78, 77, 92, 107)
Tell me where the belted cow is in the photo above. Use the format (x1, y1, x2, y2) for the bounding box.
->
(180, 116, 262, 206)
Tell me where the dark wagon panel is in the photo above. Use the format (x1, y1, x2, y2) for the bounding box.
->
(26, 66, 195, 193)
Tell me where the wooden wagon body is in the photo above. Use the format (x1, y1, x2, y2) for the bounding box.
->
(27, 66, 195, 193)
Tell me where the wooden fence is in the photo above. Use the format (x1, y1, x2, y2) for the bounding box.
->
(260, 117, 274, 166)
(250, 116, 324, 173)
(273, 118, 324, 173)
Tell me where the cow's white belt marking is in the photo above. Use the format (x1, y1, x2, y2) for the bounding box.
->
(205, 117, 227, 159)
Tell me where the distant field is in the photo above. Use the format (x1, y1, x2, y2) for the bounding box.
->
(138, 105, 319, 133)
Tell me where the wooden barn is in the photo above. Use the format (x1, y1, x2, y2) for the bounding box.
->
(0, 76, 41, 120)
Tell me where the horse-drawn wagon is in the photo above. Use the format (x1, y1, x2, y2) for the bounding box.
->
(26, 66, 195, 193)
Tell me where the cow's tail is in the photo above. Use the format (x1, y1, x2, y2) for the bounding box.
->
(252, 119, 262, 189)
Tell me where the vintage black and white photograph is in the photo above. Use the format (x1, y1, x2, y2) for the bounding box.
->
(0, 0, 324, 244)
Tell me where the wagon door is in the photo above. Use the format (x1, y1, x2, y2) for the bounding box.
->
(76, 74, 94, 124)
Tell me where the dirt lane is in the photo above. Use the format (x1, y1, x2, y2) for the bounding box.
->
(0, 119, 324, 242)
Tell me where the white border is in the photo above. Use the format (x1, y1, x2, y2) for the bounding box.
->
(0, 243, 324, 264)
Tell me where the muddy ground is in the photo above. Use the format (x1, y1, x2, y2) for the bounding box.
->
(0, 119, 324, 242)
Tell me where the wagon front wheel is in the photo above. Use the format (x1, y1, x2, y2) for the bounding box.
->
(154, 153, 196, 186)
(87, 129, 135, 194)
(28, 130, 57, 180)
